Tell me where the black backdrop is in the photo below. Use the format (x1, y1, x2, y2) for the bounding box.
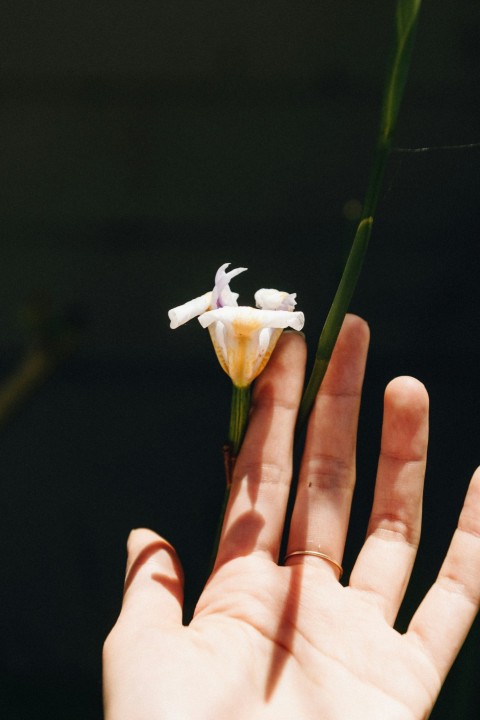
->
(1, 1, 479, 717)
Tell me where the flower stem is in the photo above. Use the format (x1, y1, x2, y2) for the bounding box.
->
(223, 384, 251, 508)
(297, 0, 422, 431)
(210, 384, 251, 572)
(228, 384, 251, 460)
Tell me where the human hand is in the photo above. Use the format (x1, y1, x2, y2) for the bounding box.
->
(103, 315, 480, 719)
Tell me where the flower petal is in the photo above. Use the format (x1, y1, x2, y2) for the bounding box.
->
(168, 291, 212, 329)
(212, 263, 247, 309)
(199, 306, 304, 331)
(255, 288, 297, 311)
(198, 306, 305, 386)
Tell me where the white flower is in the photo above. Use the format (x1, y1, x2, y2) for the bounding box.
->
(168, 263, 305, 387)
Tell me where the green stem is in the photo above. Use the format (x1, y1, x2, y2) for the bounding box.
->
(228, 384, 251, 457)
(209, 384, 251, 571)
(297, 0, 422, 431)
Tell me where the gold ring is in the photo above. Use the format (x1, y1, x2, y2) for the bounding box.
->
(284, 550, 343, 578)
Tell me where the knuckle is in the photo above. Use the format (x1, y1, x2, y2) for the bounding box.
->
(234, 460, 289, 487)
(303, 453, 353, 491)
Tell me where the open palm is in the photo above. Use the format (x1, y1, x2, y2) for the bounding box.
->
(104, 316, 480, 719)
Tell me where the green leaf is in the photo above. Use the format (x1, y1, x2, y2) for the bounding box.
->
(397, 0, 421, 36)
(297, 0, 422, 431)
(381, 0, 422, 140)
(297, 217, 373, 430)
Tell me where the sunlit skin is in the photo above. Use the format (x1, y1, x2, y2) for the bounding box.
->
(104, 315, 480, 719)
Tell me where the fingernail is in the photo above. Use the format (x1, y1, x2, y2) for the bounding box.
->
(283, 329, 306, 339)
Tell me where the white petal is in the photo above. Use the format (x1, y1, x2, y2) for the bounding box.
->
(257, 326, 274, 358)
(259, 309, 304, 330)
(199, 305, 304, 331)
(255, 288, 296, 311)
(168, 291, 212, 329)
(198, 307, 227, 328)
(214, 320, 227, 363)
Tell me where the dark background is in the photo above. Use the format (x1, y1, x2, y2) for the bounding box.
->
(1, 1, 479, 717)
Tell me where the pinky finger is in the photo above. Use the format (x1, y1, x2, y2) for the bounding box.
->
(407, 467, 480, 684)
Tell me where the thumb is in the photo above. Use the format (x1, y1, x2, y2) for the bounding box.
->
(119, 528, 184, 628)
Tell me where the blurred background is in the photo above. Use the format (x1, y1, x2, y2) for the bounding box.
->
(1, 1, 479, 717)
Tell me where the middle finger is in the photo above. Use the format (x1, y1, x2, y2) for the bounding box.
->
(286, 314, 370, 577)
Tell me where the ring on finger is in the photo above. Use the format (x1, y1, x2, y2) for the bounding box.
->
(284, 550, 343, 579)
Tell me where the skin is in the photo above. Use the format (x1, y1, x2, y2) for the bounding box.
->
(103, 314, 480, 720)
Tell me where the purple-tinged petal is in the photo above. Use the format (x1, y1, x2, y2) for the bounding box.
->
(277, 292, 297, 311)
(211, 263, 247, 308)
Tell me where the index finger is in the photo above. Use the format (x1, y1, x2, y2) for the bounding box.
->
(215, 331, 307, 568)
